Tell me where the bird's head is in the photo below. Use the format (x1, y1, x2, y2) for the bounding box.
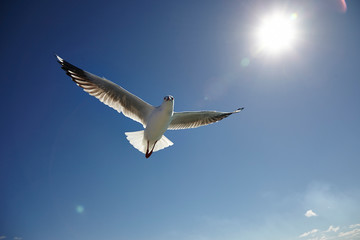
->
(162, 95, 174, 112)
(163, 95, 174, 102)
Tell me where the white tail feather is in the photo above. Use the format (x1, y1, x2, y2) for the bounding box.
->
(125, 130, 147, 153)
(153, 135, 174, 152)
(125, 131, 174, 154)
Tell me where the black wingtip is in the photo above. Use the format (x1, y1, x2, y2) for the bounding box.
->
(234, 107, 244, 113)
(55, 54, 63, 64)
(55, 55, 86, 78)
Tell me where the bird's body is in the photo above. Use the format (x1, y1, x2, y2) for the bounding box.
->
(145, 97, 174, 141)
(56, 55, 244, 158)
(133, 96, 174, 158)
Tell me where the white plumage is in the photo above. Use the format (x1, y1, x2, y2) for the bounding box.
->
(56, 55, 244, 158)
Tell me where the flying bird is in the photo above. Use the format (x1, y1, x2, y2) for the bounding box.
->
(56, 55, 244, 158)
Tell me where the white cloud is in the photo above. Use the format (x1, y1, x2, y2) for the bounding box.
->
(349, 223, 360, 229)
(298, 223, 360, 240)
(0, 236, 6, 240)
(338, 228, 360, 238)
(325, 225, 339, 233)
(299, 229, 318, 238)
(305, 209, 318, 217)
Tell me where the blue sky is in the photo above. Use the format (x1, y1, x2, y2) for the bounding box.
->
(1, 0, 360, 240)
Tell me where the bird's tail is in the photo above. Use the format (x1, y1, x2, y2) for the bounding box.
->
(153, 135, 174, 152)
(125, 130, 174, 157)
(125, 130, 147, 154)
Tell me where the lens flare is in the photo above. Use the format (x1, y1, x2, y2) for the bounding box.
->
(241, 58, 250, 67)
(76, 205, 84, 213)
(339, 0, 347, 13)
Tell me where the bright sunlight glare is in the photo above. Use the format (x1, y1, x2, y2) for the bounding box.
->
(257, 12, 297, 54)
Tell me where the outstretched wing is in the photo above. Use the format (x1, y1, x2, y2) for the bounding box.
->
(56, 55, 154, 127)
(168, 108, 244, 130)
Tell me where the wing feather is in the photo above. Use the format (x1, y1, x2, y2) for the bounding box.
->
(56, 55, 154, 127)
(168, 108, 244, 130)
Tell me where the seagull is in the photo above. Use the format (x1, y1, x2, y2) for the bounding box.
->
(56, 55, 244, 158)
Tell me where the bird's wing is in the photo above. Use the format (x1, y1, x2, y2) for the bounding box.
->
(168, 108, 244, 130)
(56, 55, 154, 127)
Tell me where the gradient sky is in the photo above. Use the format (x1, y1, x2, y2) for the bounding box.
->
(1, 0, 360, 240)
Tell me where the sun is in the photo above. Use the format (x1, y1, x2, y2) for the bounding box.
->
(256, 12, 297, 54)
